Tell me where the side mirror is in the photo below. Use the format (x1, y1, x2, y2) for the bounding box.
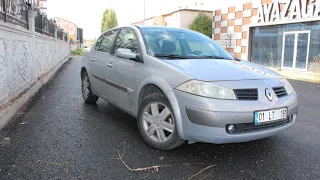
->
(115, 48, 140, 62)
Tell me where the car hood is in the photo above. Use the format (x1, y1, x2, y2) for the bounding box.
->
(164, 59, 283, 81)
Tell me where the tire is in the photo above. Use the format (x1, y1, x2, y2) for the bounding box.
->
(137, 93, 185, 150)
(81, 71, 99, 104)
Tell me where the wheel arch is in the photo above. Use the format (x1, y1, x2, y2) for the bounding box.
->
(136, 77, 184, 139)
(80, 67, 87, 79)
(80, 66, 98, 95)
(138, 84, 164, 107)
(137, 76, 173, 108)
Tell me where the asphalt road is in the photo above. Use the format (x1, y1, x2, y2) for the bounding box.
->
(0, 57, 320, 180)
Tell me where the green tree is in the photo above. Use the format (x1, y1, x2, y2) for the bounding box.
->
(101, 8, 118, 33)
(188, 13, 213, 38)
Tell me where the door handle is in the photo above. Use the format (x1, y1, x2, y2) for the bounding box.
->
(107, 63, 113, 67)
(91, 58, 96, 61)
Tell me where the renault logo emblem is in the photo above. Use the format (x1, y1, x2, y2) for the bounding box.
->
(265, 88, 273, 101)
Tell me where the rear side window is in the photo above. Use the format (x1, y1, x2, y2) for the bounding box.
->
(94, 35, 104, 51)
(94, 29, 118, 53)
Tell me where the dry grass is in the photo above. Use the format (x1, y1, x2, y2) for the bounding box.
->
(309, 55, 320, 73)
(268, 51, 275, 67)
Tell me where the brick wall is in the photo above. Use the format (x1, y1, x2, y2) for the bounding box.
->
(212, 0, 272, 60)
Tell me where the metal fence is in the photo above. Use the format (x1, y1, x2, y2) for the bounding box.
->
(57, 28, 64, 40)
(34, 8, 42, 33)
(34, 8, 55, 37)
(0, 0, 29, 29)
(0, 0, 68, 41)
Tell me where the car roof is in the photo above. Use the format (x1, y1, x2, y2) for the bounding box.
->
(105, 25, 189, 33)
(134, 25, 188, 30)
(100, 25, 194, 38)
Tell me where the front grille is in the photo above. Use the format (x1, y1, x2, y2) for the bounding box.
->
(234, 89, 258, 100)
(273, 87, 288, 98)
(226, 117, 292, 134)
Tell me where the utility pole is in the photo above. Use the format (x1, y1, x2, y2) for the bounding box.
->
(143, 0, 146, 23)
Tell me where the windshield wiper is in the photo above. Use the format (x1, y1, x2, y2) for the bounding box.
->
(198, 55, 228, 59)
(154, 54, 189, 59)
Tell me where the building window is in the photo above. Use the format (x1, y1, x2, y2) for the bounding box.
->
(250, 21, 320, 73)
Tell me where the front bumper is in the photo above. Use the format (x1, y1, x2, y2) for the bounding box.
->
(171, 87, 298, 144)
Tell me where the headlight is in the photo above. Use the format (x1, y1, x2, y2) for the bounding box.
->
(176, 80, 237, 100)
(284, 79, 295, 95)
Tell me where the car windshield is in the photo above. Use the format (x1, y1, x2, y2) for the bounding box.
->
(140, 27, 234, 60)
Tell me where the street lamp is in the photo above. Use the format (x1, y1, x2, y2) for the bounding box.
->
(144, 0, 146, 22)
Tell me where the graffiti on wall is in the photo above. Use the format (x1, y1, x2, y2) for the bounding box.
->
(220, 33, 236, 48)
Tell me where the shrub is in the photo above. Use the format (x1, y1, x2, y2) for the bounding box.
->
(309, 55, 320, 73)
(188, 13, 213, 38)
(71, 49, 84, 56)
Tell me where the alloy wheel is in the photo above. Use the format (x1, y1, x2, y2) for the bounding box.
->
(82, 75, 90, 99)
(142, 102, 175, 143)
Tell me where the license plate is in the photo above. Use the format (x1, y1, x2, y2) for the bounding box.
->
(254, 108, 288, 125)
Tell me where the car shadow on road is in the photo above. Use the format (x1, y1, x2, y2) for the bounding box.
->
(79, 99, 278, 156)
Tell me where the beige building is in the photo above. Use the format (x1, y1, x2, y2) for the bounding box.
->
(53, 18, 78, 42)
(133, 9, 212, 29)
(30, 0, 48, 14)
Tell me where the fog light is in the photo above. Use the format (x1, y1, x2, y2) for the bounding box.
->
(227, 124, 235, 133)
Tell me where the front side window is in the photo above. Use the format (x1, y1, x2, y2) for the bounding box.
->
(95, 29, 118, 53)
(114, 28, 139, 53)
(140, 28, 233, 60)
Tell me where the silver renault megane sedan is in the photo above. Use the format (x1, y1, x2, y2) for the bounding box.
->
(80, 25, 298, 150)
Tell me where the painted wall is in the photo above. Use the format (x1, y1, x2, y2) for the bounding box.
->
(164, 12, 181, 27)
(54, 18, 78, 41)
(180, 10, 212, 29)
(145, 18, 154, 25)
(0, 21, 70, 129)
(153, 16, 165, 25)
(133, 9, 212, 28)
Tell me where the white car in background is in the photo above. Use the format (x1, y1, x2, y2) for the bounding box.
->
(83, 46, 91, 52)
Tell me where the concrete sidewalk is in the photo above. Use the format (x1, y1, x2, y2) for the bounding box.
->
(269, 68, 320, 83)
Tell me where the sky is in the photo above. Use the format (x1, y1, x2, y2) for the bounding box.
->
(47, 0, 248, 40)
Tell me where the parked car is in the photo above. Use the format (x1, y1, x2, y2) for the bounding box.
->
(80, 26, 298, 150)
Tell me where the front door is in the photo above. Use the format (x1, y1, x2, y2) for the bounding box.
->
(282, 31, 310, 70)
(107, 28, 142, 112)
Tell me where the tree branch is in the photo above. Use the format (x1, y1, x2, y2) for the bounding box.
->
(113, 149, 171, 172)
(187, 164, 216, 180)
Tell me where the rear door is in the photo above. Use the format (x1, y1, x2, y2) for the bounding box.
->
(88, 34, 105, 96)
(89, 29, 119, 99)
